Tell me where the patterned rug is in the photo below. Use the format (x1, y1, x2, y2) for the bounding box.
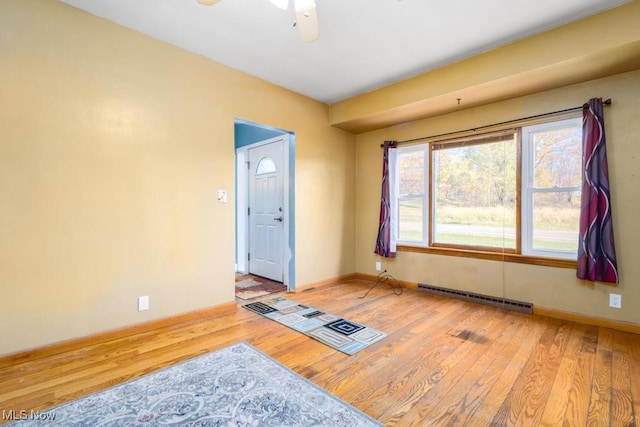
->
(243, 297, 387, 356)
(235, 274, 287, 300)
(7, 342, 381, 426)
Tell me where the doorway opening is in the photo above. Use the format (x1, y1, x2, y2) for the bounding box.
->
(235, 119, 295, 299)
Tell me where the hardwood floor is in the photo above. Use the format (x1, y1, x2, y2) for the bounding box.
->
(1, 280, 639, 426)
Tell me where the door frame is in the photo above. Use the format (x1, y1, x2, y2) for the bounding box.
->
(236, 132, 294, 291)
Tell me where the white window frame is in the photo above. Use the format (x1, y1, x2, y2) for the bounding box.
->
(521, 117, 582, 259)
(393, 144, 429, 246)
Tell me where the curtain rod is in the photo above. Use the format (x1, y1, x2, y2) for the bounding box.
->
(381, 98, 612, 147)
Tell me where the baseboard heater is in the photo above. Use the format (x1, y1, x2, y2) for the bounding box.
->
(417, 283, 533, 314)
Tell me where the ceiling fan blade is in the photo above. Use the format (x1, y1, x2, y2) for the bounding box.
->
(197, 0, 221, 5)
(295, 8, 319, 42)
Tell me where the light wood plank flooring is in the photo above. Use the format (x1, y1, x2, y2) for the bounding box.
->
(1, 280, 639, 426)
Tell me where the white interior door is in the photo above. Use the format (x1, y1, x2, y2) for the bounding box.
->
(248, 140, 284, 282)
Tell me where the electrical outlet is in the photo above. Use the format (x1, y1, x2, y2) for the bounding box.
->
(375, 261, 381, 271)
(609, 293, 622, 309)
(138, 295, 149, 311)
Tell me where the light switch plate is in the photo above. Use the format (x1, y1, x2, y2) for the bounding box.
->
(217, 190, 227, 203)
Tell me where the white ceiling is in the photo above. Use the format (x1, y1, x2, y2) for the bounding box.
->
(60, 0, 631, 104)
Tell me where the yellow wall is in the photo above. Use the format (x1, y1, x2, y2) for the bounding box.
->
(356, 70, 640, 324)
(0, 0, 355, 356)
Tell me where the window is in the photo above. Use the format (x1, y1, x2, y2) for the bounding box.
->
(391, 116, 582, 263)
(432, 131, 517, 250)
(256, 156, 276, 175)
(521, 118, 582, 259)
(395, 146, 428, 245)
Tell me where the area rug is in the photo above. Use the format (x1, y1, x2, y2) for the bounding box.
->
(243, 297, 387, 356)
(235, 274, 287, 300)
(7, 342, 381, 426)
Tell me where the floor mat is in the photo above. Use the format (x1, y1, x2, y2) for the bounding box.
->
(235, 274, 287, 300)
(243, 296, 387, 355)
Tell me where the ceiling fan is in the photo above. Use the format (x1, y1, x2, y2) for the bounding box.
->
(196, 0, 320, 42)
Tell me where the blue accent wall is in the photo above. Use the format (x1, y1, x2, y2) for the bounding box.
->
(235, 122, 286, 148)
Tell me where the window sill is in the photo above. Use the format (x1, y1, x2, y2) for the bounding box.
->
(397, 245, 577, 269)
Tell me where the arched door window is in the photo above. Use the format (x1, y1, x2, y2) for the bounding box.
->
(256, 156, 276, 175)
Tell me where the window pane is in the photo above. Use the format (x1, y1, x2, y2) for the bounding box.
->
(533, 127, 581, 187)
(398, 151, 424, 195)
(256, 157, 276, 175)
(522, 117, 582, 259)
(532, 191, 580, 252)
(399, 198, 423, 242)
(433, 139, 516, 249)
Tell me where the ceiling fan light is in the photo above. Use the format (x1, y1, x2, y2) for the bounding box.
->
(196, 0, 221, 5)
(294, 0, 316, 13)
(270, 0, 289, 10)
(295, 7, 319, 42)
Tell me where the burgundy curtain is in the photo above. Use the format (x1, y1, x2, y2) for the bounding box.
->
(577, 98, 618, 283)
(374, 141, 397, 258)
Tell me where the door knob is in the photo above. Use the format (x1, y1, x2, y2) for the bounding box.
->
(274, 216, 283, 222)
